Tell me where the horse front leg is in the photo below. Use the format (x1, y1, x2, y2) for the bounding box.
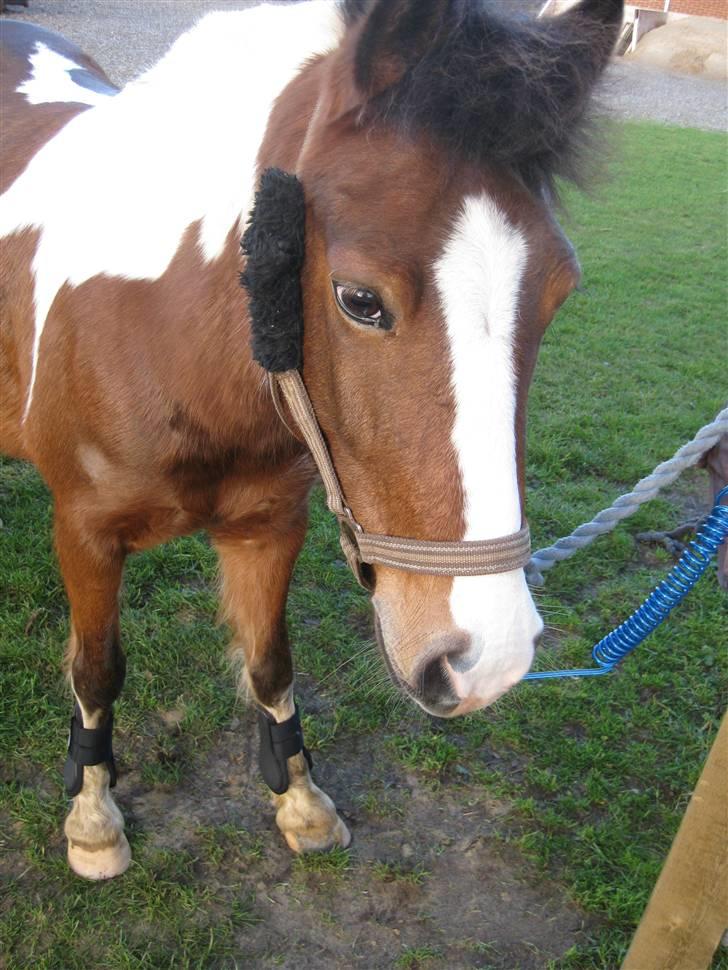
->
(214, 521, 350, 853)
(54, 508, 130, 879)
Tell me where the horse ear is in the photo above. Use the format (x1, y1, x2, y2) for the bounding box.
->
(553, 0, 625, 75)
(533, 0, 624, 151)
(352, 0, 454, 100)
(333, 0, 624, 193)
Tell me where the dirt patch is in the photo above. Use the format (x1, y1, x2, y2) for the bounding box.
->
(103, 706, 593, 969)
(2, 697, 597, 966)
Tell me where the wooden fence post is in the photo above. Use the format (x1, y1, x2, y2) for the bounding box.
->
(622, 712, 728, 970)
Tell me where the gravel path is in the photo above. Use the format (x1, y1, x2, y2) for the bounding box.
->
(604, 59, 727, 133)
(1, 0, 263, 85)
(1, 0, 725, 132)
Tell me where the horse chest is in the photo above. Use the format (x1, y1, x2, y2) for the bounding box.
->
(104, 462, 304, 553)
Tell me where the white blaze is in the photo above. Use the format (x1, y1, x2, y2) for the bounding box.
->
(435, 194, 541, 699)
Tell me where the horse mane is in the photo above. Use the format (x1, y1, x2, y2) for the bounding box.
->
(339, 0, 623, 199)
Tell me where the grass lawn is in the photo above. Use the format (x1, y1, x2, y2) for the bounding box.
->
(1, 120, 726, 969)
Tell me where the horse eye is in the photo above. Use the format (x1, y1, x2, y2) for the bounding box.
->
(333, 282, 391, 330)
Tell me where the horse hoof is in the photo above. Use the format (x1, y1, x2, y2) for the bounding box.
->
(67, 832, 131, 880)
(283, 815, 351, 854)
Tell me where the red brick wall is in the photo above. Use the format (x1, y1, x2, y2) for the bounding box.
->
(634, 0, 727, 17)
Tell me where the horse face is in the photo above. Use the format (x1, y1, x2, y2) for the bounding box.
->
(279, 0, 620, 715)
(298, 126, 579, 716)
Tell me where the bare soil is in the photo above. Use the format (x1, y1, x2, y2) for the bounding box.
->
(121, 711, 594, 968)
(0, 693, 597, 968)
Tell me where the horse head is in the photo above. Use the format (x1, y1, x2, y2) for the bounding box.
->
(251, 0, 623, 717)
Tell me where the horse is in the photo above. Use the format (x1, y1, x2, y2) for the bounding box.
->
(0, 0, 623, 879)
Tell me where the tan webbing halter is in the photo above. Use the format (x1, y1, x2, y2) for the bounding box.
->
(270, 370, 531, 591)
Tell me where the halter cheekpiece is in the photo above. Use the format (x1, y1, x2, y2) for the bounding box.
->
(240, 167, 531, 591)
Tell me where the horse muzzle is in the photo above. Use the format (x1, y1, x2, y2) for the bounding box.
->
(373, 586, 542, 719)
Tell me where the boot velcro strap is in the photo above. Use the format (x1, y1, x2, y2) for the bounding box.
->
(63, 705, 117, 797)
(257, 704, 312, 795)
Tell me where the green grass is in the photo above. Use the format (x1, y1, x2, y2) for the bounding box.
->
(394, 945, 442, 969)
(372, 860, 429, 886)
(0, 829, 259, 968)
(291, 845, 352, 877)
(2, 120, 727, 969)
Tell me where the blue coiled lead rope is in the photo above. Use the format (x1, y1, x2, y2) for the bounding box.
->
(522, 486, 728, 681)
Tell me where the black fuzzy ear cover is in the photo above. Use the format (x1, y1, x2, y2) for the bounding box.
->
(240, 168, 306, 372)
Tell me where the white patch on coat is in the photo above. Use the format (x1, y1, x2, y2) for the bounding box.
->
(17, 43, 113, 107)
(77, 442, 113, 483)
(0, 2, 343, 419)
(434, 194, 542, 702)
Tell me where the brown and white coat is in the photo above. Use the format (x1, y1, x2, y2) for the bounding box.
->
(0, 0, 623, 877)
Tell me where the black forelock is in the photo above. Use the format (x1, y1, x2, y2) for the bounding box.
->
(344, 0, 622, 199)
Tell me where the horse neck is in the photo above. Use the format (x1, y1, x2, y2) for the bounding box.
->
(155, 13, 336, 457)
(157, 76, 332, 458)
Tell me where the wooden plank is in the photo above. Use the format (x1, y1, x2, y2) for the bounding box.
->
(622, 712, 728, 970)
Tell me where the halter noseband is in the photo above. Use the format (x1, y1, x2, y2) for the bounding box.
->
(241, 168, 530, 591)
(270, 370, 530, 590)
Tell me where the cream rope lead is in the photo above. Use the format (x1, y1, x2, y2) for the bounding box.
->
(271, 370, 531, 590)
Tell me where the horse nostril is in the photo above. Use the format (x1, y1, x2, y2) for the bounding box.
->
(414, 634, 471, 714)
(420, 656, 460, 715)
